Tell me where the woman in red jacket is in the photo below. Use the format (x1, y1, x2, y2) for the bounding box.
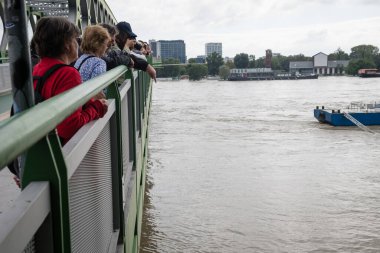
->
(32, 17, 108, 145)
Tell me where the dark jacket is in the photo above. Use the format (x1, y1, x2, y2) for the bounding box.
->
(102, 45, 148, 71)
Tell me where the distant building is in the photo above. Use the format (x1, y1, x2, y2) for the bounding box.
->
(289, 61, 314, 75)
(149, 39, 157, 58)
(152, 40, 187, 63)
(195, 55, 206, 63)
(265, 49, 272, 68)
(289, 52, 349, 75)
(205, 42, 222, 57)
(224, 57, 234, 63)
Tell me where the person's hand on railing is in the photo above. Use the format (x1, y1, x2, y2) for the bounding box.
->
(146, 65, 156, 82)
(93, 91, 106, 100)
(97, 98, 108, 116)
(129, 58, 134, 68)
(13, 176, 20, 188)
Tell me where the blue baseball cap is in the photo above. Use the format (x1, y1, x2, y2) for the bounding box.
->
(116, 21, 137, 38)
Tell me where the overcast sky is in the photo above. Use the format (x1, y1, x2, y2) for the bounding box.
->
(108, 0, 380, 59)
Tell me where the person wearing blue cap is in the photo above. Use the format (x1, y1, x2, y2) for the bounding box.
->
(114, 21, 156, 82)
(99, 23, 132, 70)
(116, 21, 137, 38)
(99, 21, 156, 81)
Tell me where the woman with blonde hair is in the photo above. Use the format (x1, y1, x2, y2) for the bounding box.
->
(74, 25, 111, 98)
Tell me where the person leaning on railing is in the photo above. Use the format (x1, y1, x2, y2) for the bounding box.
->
(74, 25, 111, 99)
(101, 22, 156, 82)
(99, 23, 132, 71)
(32, 17, 108, 145)
(8, 17, 109, 188)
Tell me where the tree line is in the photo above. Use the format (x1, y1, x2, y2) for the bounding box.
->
(155, 52, 224, 81)
(156, 44, 380, 80)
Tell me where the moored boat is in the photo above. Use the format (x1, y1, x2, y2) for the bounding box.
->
(314, 102, 380, 126)
(228, 68, 318, 81)
(358, 69, 380, 78)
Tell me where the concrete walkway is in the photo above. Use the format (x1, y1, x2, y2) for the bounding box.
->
(0, 168, 20, 214)
(0, 110, 19, 214)
(0, 111, 9, 121)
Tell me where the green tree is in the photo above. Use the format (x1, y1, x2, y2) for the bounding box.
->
(156, 58, 181, 78)
(206, 52, 224, 75)
(271, 54, 288, 71)
(350, 44, 379, 60)
(234, 53, 249, 68)
(225, 60, 235, 69)
(281, 59, 290, 71)
(255, 57, 265, 68)
(346, 58, 376, 75)
(328, 47, 349, 60)
(179, 66, 188, 76)
(188, 58, 197, 64)
(248, 55, 255, 68)
(188, 64, 208, 81)
(374, 54, 380, 69)
(287, 54, 312, 62)
(219, 65, 230, 80)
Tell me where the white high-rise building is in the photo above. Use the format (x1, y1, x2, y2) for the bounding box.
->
(205, 43, 222, 57)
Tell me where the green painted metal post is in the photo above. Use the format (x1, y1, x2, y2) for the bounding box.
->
(127, 70, 137, 167)
(107, 81, 125, 243)
(125, 70, 138, 253)
(22, 132, 71, 253)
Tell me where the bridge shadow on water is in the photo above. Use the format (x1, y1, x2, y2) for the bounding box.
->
(140, 158, 159, 253)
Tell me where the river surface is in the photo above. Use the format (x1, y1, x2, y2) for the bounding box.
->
(141, 76, 380, 253)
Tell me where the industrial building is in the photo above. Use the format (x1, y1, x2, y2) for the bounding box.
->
(289, 52, 349, 75)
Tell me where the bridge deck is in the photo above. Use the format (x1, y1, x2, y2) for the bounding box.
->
(0, 169, 19, 214)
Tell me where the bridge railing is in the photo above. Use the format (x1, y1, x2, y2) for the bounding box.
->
(0, 65, 152, 253)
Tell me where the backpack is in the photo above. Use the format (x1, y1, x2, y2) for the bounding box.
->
(7, 63, 69, 177)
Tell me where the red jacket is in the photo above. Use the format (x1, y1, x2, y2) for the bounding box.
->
(33, 57, 106, 144)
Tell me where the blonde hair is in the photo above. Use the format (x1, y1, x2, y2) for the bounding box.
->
(80, 25, 110, 55)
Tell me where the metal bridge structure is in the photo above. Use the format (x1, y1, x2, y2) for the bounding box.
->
(0, 0, 117, 52)
(0, 0, 118, 91)
(0, 1, 153, 253)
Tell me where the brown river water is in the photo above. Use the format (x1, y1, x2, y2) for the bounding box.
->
(141, 76, 380, 253)
(1, 76, 380, 252)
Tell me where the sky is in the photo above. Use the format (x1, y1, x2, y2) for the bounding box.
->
(108, 0, 380, 59)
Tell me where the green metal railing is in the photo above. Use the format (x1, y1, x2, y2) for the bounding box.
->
(0, 65, 153, 253)
(0, 66, 126, 167)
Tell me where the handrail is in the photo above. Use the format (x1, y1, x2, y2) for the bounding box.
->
(0, 65, 127, 169)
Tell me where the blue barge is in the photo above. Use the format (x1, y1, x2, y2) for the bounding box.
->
(314, 102, 380, 126)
